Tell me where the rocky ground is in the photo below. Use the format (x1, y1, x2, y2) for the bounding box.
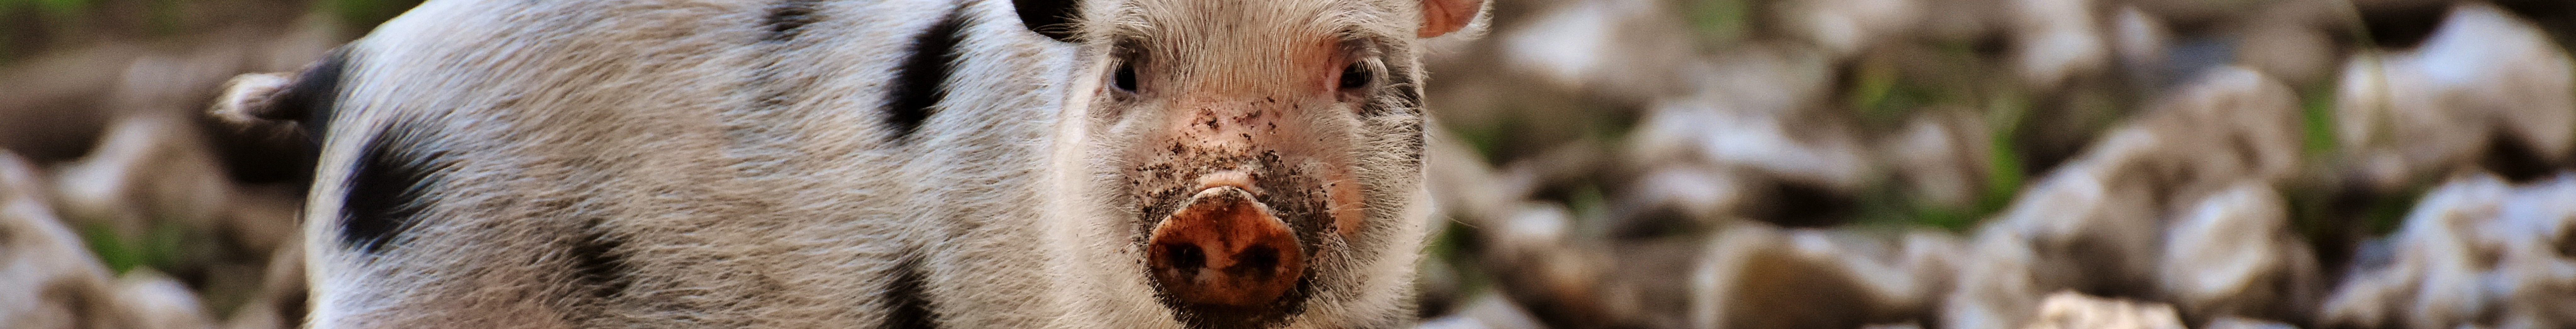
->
(2, 0, 2573, 328)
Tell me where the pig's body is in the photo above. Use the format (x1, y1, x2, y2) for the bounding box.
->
(213, 0, 1480, 327)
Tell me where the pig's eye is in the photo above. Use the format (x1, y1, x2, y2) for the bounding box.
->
(1337, 62, 1371, 91)
(1112, 62, 1139, 93)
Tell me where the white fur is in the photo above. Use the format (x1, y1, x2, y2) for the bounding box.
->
(275, 0, 1473, 327)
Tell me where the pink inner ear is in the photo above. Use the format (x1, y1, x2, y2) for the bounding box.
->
(1417, 0, 1481, 38)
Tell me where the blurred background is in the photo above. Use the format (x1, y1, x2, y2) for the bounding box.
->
(2, 0, 2573, 328)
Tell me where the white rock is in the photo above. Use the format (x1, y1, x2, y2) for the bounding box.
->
(2201, 316, 2299, 329)
(1691, 225, 1951, 329)
(1777, 0, 1923, 58)
(1991, 153, 2164, 293)
(2232, 3, 2337, 86)
(2008, 0, 2107, 89)
(2334, 3, 2576, 190)
(0, 151, 121, 329)
(2140, 67, 2304, 198)
(1632, 98, 1871, 192)
(2021, 292, 2185, 329)
(2109, 6, 2169, 84)
(2158, 182, 2319, 322)
(2322, 172, 2576, 327)
(1500, 0, 1705, 98)
(1945, 140, 2168, 329)
(1944, 226, 2049, 329)
(2319, 173, 2511, 328)
(2485, 172, 2576, 327)
(1619, 164, 1751, 227)
(1418, 293, 1547, 329)
(2412, 3, 2574, 163)
(49, 115, 233, 239)
(111, 271, 216, 329)
(1884, 109, 1990, 209)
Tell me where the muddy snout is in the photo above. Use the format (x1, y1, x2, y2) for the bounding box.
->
(1147, 186, 1306, 307)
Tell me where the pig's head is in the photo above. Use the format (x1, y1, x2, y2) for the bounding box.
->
(1019, 0, 1480, 327)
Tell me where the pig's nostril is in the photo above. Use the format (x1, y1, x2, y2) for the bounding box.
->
(1164, 243, 1207, 272)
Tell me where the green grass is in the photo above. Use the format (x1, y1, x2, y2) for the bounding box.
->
(1974, 87, 2031, 225)
(82, 222, 188, 275)
(2300, 81, 2339, 156)
(326, 0, 422, 32)
(1680, 0, 1749, 49)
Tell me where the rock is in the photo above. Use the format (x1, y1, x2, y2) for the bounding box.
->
(50, 115, 232, 241)
(2318, 171, 2576, 328)
(0, 150, 213, 329)
(1418, 293, 1548, 329)
(2201, 316, 2299, 329)
(1943, 223, 2051, 329)
(1690, 224, 1954, 329)
(1499, 0, 1705, 99)
(1991, 149, 2164, 295)
(2007, 0, 2107, 89)
(2334, 3, 2576, 189)
(2318, 173, 2509, 328)
(2137, 67, 2304, 201)
(2422, 3, 2576, 174)
(2231, 2, 2339, 87)
(2157, 182, 2320, 323)
(2021, 291, 2185, 329)
(2108, 6, 2169, 86)
(1883, 109, 1991, 209)
(2484, 172, 2576, 328)
(0, 150, 120, 329)
(1940, 70, 2311, 329)
(1680, 46, 1838, 119)
(2333, 52, 2487, 191)
(110, 271, 217, 329)
(2316, 171, 2576, 327)
(1944, 138, 2163, 329)
(1480, 203, 1617, 327)
(1630, 98, 1871, 194)
(1612, 164, 1750, 232)
(1775, 0, 1923, 58)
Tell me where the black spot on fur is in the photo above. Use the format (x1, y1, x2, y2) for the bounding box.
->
(338, 121, 447, 254)
(882, 255, 941, 329)
(884, 7, 967, 141)
(568, 218, 632, 299)
(1012, 0, 1079, 42)
(762, 0, 821, 42)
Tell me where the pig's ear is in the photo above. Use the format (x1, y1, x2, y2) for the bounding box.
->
(210, 72, 301, 124)
(1417, 0, 1484, 38)
(210, 50, 346, 143)
(1015, 0, 1082, 42)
